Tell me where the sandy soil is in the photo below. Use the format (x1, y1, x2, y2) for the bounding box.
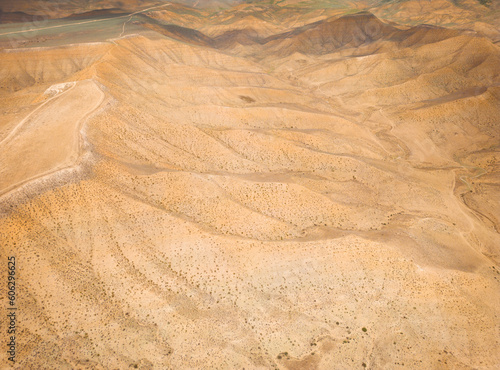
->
(0, 1, 499, 369)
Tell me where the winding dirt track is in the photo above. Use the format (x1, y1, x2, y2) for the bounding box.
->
(0, 79, 105, 197)
(0, 82, 76, 146)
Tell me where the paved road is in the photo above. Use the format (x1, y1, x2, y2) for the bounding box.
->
(0, 3, 170, 37)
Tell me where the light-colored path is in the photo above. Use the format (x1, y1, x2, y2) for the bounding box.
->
(0, 79, 105, 196)
(0, 82, 76, 146)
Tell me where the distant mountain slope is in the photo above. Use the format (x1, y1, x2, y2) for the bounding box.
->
(0, 0, 159, 19)
(0, 10, 37, 23)
(136, 11, 467, 57)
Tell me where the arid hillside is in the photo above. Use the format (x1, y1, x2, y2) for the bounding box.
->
(0, 0, 499, 369)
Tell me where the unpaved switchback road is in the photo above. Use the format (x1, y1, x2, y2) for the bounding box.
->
(0, 79, 105, 196)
